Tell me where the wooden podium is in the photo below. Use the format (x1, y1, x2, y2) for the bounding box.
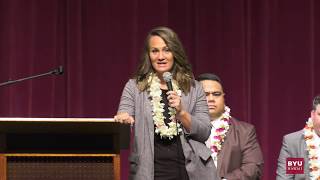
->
(0, 118, 129, 180)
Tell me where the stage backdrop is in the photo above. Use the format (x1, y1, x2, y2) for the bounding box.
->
(1, 0, 320, 179)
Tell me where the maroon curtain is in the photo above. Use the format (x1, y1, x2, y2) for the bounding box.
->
(1, 0, 320, 179)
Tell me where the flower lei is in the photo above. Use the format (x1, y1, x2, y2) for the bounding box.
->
(148, 73, 182, 139)
(304, 118, 320, 179)
(207, 106, 231, 160)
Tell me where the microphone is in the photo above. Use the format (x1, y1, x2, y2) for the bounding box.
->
(52, 66, 64, 75)
(163, 72, 173, 91)
(0, 66, 64, 87)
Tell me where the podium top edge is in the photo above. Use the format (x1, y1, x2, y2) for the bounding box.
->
(0, 118, 115, 122)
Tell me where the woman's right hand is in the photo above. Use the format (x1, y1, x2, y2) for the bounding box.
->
(114, 112, 135, 125)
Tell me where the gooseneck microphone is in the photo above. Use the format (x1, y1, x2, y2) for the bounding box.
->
(0, 66, 64, 87)
(163, 72, 173, 91)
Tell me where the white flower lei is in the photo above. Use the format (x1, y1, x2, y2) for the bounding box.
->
(304, 118, 320, 179)
(207, 106, 231, 160)
(148, 73, 182, 139)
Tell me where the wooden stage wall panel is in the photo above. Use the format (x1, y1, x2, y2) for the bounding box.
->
(6, 156, 115, 180)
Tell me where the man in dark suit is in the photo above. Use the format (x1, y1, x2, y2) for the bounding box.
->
(197, 73, 264, 180)
(276, 95, 320, 180)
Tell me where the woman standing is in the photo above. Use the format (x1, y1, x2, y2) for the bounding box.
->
(114, 26, 219, 180)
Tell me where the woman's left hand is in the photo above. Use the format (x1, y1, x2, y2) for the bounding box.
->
(167, 91, 183, 113)
(167, 90, 191, 131)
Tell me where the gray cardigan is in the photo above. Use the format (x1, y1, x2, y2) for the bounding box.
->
(118, 79, 220, 180)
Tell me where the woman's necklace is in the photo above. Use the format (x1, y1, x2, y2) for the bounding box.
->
(148, 73, 182, 139)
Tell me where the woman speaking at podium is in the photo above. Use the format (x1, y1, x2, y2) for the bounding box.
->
(114, 26, 219, 180)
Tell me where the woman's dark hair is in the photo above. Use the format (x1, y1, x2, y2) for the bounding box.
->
(133, 26, 194, 93)
(197, 73, 222, 85)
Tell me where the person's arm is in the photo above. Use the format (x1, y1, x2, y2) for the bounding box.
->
(176, 109, 191, 132)
(186, 83, 212, 143)
(181, 82, 212, 143)
(167, 82, 211, 142)
(114, 80, 135, 124)
(276, 136, 295, 180)
(224, 127, 264, 180)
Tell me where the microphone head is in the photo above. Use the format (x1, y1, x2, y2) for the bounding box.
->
(163, 72, 172, 82)
(53, 66, 64, 75)
(58, 66, 64, 75)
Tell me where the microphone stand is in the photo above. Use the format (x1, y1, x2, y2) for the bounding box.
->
(0, 66, 64, 87)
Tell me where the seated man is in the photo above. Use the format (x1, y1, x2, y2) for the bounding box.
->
(197, 73, 264, 180)
(276, 95, 320, 179)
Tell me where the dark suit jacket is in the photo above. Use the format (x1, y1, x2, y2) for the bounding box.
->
(217, 118, 264, 179)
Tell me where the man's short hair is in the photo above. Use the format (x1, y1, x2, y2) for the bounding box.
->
(313, 95, 320, 110)
(197, 73, 222, 85)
